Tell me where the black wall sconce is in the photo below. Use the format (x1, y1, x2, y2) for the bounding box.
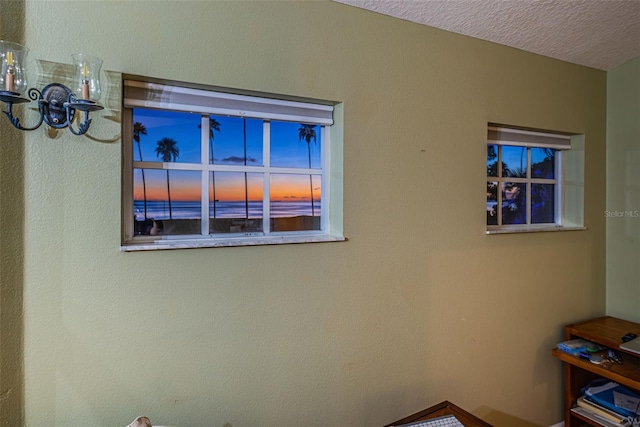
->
(0, 40, 104, 135)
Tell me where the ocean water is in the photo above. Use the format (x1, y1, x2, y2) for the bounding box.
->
(134, 200, 319, 220)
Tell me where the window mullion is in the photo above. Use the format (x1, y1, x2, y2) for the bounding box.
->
(263, 166, 320, 174)
(134, 162, 207, 171)
(496, 177, 529, 184)
(263, 120, 271, 234)
(201, 115, 210, 235)
(526, 147, 531, 225)
(556, 150, 563, 225)
(320, 125, 329, 232)
(497, 145, 503, 226)
(123, 109, 135, 242)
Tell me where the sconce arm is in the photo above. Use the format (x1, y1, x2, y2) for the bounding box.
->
(0, 88, 46, 131)
(64, 94, 104, 136)
(65, 107, 92, 136)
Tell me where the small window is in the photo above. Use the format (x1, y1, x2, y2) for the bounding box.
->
(121, 78, 344, 250)
(486, 125, 575, 232)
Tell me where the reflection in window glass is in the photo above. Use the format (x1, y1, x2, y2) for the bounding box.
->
(532, 184, 555, 223)
(132, 109, 201, 164)
(210, 172, 263, 233)
(502, 145, 527, 178)
(502, 182, 526, 225)
(487, 144, 498, 177)
(133, 169, 201, 235)
(531, 148, 555, 179)
(271, 122, 321, 169)
(270, 173, 321, 231)
(210, 115, 263, 166)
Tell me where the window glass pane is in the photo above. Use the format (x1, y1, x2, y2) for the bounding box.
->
(531, 148, 555, 179)
(502, 182, 527, 225)
(532, 184, 555, 224)
(271, 122, 322, 169)
(270, 174, 321, 231)
(487, 181, 498, 225)
(487, 144, 498, 177)
(133, 169, 201, 235)
(210, 115, 263, 166)
(502, 145, 527, 178)
(132, 108, 201, 164)
(210, 172, 263, 233)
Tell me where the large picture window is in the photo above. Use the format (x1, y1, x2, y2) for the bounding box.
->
(121, 78, 343, 250)
(486, 125, 573, 231)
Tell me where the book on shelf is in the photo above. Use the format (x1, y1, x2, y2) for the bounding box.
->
(571, 406, 624, 427)
(576, 396, 625, 423)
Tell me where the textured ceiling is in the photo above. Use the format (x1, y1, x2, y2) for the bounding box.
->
(333, 0, 640, 70)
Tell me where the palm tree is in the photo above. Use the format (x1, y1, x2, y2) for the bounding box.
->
(155, 137, 180, 220)
(133, 122, 148, 219)
(207, 118, 221, 163)
(298, 124, 317, 216)
(199, 118, 221, 217)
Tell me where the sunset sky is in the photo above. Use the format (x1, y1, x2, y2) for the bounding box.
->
(132, 108, 322, 203)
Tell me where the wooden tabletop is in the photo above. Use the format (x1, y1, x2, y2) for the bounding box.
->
(384, 400, 493, 427)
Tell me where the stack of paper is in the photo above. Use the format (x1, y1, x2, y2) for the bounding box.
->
(576, 396, 626, 424)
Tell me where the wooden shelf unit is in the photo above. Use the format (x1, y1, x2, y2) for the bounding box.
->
(552, 316, 640, 427)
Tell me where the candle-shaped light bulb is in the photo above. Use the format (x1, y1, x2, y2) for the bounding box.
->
(81, 62, 90, 99)
(5, 50, 15, 92)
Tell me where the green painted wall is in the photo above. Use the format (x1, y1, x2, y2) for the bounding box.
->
(607, 57, 640, 323)
(1, 1, 607, 426)
(0, 1, 26, 425)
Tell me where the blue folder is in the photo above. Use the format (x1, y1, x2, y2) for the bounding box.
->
(583, 381, 640, 418)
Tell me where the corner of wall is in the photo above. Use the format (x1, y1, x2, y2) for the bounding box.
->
(606, 56, 640, 323)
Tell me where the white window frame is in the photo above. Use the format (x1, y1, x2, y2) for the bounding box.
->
(486, 125, 584, 234)
(121, 77, 345, 251)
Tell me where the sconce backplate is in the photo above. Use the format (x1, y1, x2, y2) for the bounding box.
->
(41, 83, 75, 128)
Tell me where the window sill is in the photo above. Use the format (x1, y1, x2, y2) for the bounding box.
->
(486, 225, 586, 235)
(121, 233, 347, 251)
